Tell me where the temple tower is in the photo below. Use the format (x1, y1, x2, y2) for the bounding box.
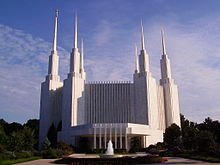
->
(133, 22, 159, 129)
(61, 14, 86, 136)
(39, 9, 63, 149)
(160, 30, 181, 128)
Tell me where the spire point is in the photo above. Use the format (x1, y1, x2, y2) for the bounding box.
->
(135, 44, 138, 54)
(74, 12, 78, 48)
(140, 20, 145, 50)
(52, 9, 58, 51)
(55, 9, 59, 17)
(161, 28, 167, 55)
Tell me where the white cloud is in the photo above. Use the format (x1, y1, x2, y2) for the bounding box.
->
(0, 24, 69, 123)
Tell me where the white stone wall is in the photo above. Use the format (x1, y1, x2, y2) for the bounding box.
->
(163, 83, 181, 128)
(133, 73, 149, 125)
(133, 71, 160, 129)
(160, 52, 181, 129)
(39, 79, 63, 149)
(147, 76, 159, 130)
(157, 85, 166, 131)
(48, 51, 59, 76)
(62, 73, 85, 130)
(85, 82, 134, 124)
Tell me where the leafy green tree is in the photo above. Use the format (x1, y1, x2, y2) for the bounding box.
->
(5, 127, 36, 152)
(24, 119, 39, 135)
(0, 125, 7, 151)
(4, 122, 23, 136)
(43, 137, 51, 150)
(180, 114, 198, 150)
(23, 119, 39, 149)
(21, 126, 36, 151)
(7, 131, 23, 151)
(195, 130, 219, 154)
(0, 119, 7, 127)
(197, 117, 220, 146)
(164, 124, 182, 149)
(57, 141, 73, 151)
(182, 126, 198, 150)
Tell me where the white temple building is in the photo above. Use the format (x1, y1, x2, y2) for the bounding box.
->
(39, 10, 181, 150)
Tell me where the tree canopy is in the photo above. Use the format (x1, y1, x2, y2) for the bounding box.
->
(0, 118, 39, 152)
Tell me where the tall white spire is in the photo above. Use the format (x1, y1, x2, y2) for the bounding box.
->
(69, 12, 80, 74)
(159, 30, 181, 129)
(47, 9, 60, 80)
(52, 9, 58, 52)
(161, 29, 167, 55)
(141, 20, 145, 50)
(135, 44, 139, 73)
(80, 39, 84, 73)
(138, 20, 150, 72)
(74, 13, 78, 48)
(160, 29, 172, 81)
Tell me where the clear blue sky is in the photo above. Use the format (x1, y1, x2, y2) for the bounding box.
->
(0, 0, 220, 124)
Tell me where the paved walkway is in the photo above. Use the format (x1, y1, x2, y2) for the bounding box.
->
(154, 157, 220, 165)
(16, 157, 220, 165)
(15, 159, 62, 165)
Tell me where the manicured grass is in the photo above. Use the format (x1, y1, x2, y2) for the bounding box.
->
(0, 156, 42, 165)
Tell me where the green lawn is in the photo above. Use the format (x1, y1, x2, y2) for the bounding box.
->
(0, 156, 42, 165)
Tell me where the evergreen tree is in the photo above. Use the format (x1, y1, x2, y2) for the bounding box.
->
(196, 130, 219, 154)
(164, 124, 182, 150)
(43, 137, 51, 150)
(21, 126, 36, 151)
(0, 125, 7, 151)
(23, 119, 39, 149)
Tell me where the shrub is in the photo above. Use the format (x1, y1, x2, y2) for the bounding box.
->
(115, 149, 127, 154)
(2, 151, 16, 159)
(57, 141, 74, 152)
(43, 137, 51, 150)
(130, 137, 141, 152)
(41, 149, 70, 159)
(55, 150, 69, 157)
(0, 153, 9, 160)
(42, 149, 58, 159)
(0, 144, 5, 152)
(32, 150, 42, 156)
(15, 151, 32, 159)
(91, 148, 105, 154)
